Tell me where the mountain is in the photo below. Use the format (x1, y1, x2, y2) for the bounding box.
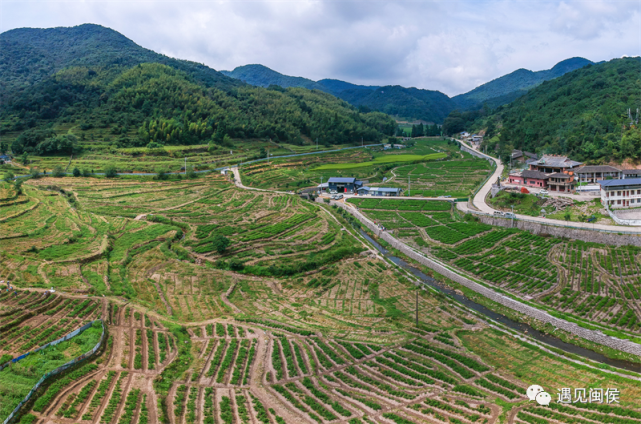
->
(490, 57, 641, 162)
(0, 23, 241, 101)
(336, 86, 456, 124)
(452, 57, 594, 110)
(317, 79, 380, 96)
(222, 64, 454, 123)
(0, 25, 397, 153)
(220, 64, 327, 91)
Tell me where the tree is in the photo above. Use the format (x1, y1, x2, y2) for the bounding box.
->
(3, 171, 14, 183)
(81, 168, 91, 177)
(52, 166, 65, 178)
(14, 178, 24, 195)
(156, 168, 169, 180)
(212, 234, 230, 254)
(21, 152, 29, 165)
(564, 211, 572, 221)
(0, 142, 7, 155)
(186, 165, 197, 179)
(104, 165, 118, 178)
(259, 147, 267, 159)
(29, 167, 41, 179)
(72, 167, 81, 177)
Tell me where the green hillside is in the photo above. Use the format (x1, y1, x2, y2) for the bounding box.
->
(452, 57, 593, 110)
(338, 85, 457, 123)
(0, 23, 241, 100)
(0, 25, 397, 155)
(483, 57, 641, 162)
(221, 65, 455, 123)
(317, 78, 380, 95)
(221, 64, 327, 91)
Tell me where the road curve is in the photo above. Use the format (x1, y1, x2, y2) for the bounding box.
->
(454, 138, 641, 233)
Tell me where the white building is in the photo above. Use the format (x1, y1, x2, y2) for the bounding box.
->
(598, 178, 641, 208)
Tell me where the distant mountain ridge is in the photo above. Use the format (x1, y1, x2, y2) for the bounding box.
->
(0, 24, 397, 150)
(222, 64, 455, 123)
(451, 57, 594, 110)
(0, 23, 241, 101)
(222, 58, 594, 123)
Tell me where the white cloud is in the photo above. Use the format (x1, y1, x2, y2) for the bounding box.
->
(1, 0, 639, 96)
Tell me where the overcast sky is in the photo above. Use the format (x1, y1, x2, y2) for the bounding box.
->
(1, 0, 639, 96)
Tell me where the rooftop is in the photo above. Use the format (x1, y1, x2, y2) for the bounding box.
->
(532, 155, 582, 168)
(328, 177, 356, 183)
(361, 186, 401, 192)
(622, 169, 641, 174)
(576, 165, 621, 173)
(597, 178, 641, 187)
(521, 170, 549, 180)
(548, 172, 570, 179)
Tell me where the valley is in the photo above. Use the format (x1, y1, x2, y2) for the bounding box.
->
(1, 136, 641, 424)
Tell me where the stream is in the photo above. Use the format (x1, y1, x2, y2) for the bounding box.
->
(359, 229, 641, 374)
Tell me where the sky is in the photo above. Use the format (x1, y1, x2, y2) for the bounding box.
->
(1, 0, 640, 96)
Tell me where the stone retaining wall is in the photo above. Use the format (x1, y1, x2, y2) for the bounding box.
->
(460, 144, 493, 163)
(323, 198, 641, 357)
(476, 215, 641, 247)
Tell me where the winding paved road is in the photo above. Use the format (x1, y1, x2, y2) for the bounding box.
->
(454, 138, 641, 233)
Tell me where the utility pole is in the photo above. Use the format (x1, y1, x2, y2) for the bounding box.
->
(316, 138, 318, 150)
(184, 157, 187, 175)
(268, 148, 270, 164)
(408, 175, 410, 197)
(511, 205, 514, 228)
(415, 288, 419, 327)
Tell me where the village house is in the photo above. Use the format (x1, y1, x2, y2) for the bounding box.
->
(575, 165, 622, 183)
(598, 178, 641, 208)
(357, 187, 402, 196)
(507, 170, 549, 188)
(510, 150, 538, 164)
(326, 177, 363, 194)
(623, 169, 641, 179)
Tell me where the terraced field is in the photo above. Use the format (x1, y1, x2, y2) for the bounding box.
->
(240, 137, 492, 198)
(352, 197, 641, 336)
(1, 162, 641, 423)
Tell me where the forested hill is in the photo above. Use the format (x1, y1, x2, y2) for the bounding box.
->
(452, 57, 594, 110)
(337, 85, 456, 124)
(0, 25, 397, 154)
(221, 64, 327, 91)
(0, 24, 242, 99)
(491, 57, 641, 162)
(222, 64, 455, 123)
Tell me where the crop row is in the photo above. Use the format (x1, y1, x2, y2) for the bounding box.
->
(216, 339, 239, 383)
(57, 380, 96, 419)
(302, 377, 352, 417)
(206, 340, 227, 377)
(344, 366, 417, 399)
(146, 329, 156, 370)
(33, 363, 99, 412)
(404, 342, 475, 379)
(235, 317, 315, 336)
(185, 387, 198, 424)
(335, 387, 382, 411)
(82, 371, 116, 420)
(100, 372, 128, 423)
(119, 388, 141, 424)
(385, 351, 456, 384)
(272, 384, 321, 423)
(230, 339, 250, 385)
(313, 339, 345, 365)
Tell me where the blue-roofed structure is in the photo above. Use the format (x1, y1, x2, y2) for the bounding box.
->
(357, 186, 402, 196)
(597, 178, 641, 209)
(327, 177, 363, 193)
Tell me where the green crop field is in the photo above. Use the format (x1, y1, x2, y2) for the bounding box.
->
(0, 157, 640, 424)
(240, 137, 492, 199)
(312, 152, 447, 170)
